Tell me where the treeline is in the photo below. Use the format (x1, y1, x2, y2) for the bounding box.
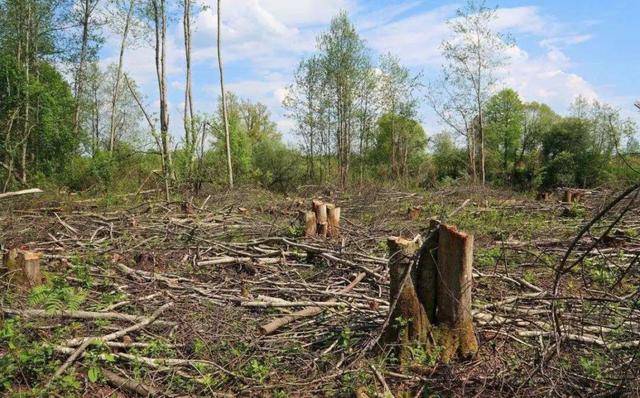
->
(0, 0, 637, 196)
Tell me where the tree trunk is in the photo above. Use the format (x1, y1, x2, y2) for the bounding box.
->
(72, 0, 93, 137)
(217, 0, 233, 189)
(327, 204, 340, 238)
(183, 0, 195, 177)
(109, 0, 134, 153)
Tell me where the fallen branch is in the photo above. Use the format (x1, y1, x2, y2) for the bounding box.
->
(0, 188, 42, 200)
(260, 272, 366, 335)
(2, 308, 175, 327)
(64, 302, 173, 347)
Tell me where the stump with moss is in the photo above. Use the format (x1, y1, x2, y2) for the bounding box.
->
(383, 222, 478, 365)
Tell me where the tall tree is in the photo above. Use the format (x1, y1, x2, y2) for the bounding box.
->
(379, 53, 420, 178)
(485, 88, 524, 179)
(183, 0, 197, 176)
(150, 0, 171, 199)
(108, 0, 135, 153)
(217, 0, 233, 188)
(438, 0, 511, 185)
(317, 11, 370, 187)
(70, 0, 103, 137)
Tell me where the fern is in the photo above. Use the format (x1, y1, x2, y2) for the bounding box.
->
(28, 285, 86, 313)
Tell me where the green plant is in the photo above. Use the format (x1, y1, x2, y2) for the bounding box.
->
(244, 359, 270, 383)
(28, 280, 86, 313)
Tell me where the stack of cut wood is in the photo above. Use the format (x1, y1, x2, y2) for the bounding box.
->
(302, 200, 341, 238)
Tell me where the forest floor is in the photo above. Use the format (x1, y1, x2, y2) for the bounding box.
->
(1, 185, 639, 397)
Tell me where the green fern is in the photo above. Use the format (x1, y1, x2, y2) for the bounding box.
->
(28, 285, 86, 313)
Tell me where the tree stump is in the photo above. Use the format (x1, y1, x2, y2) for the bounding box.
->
(2, 248, 43, 290)
(303, 211, 317, 237)
(384, 236, 432, 363)
(315, 202, 328, 237)
(327, 205, 341, 237)
(383, 222, 478, 364)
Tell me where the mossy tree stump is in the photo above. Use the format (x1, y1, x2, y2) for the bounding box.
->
(384, 222, 478, 364)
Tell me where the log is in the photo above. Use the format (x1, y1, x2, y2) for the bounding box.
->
(436, 224, 478, 361)
(0, 188, 43, 200)
(303, 210, 317, 237)
(327, 204, 341, 237)
(2, 249, 43, 289)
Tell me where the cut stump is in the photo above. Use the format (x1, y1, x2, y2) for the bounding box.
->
(383, 222, 478, 364)
(2, 248, 43, 290)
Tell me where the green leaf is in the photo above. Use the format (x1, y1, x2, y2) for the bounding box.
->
(88, 366, 100, 383)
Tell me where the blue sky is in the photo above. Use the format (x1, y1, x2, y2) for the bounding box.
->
(100, 0, 640, 145)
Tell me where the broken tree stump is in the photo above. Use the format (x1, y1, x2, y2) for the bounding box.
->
(384, 236, 432, 363)
(315, 201, 328, 237)
(2, 248, 43, 290)
(383, 222, 478, 364)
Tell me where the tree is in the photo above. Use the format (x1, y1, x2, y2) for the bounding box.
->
(378, 53, 420, 178)
(108, 0, 135, 153)
(217, 0, 233, 189)
(284, 56, 328, 180)
(372, 113, 427, 179)
(485, 88, 523, 180)
(69, 0, 103, 138)
(317, 11, 370, 187)
(182, 0, 197, 178)
(438, 0, 512, 185)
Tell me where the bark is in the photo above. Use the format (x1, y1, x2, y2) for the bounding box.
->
(217, 0, 234, 188)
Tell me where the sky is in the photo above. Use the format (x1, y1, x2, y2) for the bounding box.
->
(99, 0, 640, 145)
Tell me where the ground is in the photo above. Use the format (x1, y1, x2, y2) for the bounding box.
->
(1, 185, 639, 397)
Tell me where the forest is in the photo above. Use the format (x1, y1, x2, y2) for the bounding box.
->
(1, 0, 639, 397)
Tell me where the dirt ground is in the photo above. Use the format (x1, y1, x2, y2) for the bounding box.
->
(1, 185, 639, 397)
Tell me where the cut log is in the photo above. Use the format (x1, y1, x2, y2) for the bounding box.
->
(303, 210, 317, 237)
(2, 248, 43, 289)
(327, 204, 341, 237)
(436, 224, 478, 361)
(384, 236, 431, 363)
